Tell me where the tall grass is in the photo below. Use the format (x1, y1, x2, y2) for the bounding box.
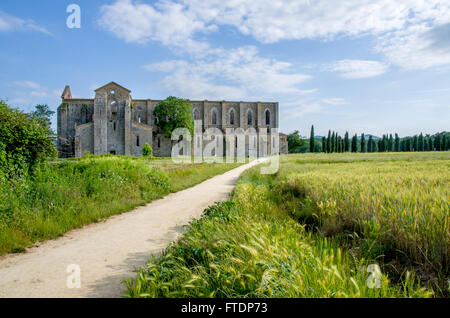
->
(0, 155, 241, 255)
(273, 152, 449, 293)
(126, 152, 441, 298)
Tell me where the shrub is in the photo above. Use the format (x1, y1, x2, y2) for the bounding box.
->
(142, 143, 153, 157)
(0, 101, 57, 177)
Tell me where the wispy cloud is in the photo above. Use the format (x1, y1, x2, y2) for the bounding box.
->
(0, 11, 50, 35)
(10, 81, 41, 89)
(325, 60, 389, 79)
(281, 97, 346, 119)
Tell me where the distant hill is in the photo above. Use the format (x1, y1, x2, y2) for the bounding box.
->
(359, 134, 381, 140)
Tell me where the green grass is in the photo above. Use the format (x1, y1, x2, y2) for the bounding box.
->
(126, 152, 448, 298)
(0, 155, 242, 255)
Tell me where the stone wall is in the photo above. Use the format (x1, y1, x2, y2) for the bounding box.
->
(57, 82, 286, 158)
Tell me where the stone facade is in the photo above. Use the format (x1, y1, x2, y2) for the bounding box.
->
(57, 82, 288, 158)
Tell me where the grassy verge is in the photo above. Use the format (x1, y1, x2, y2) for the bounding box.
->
(126, 152, 447, 298)
(0, 155, 242, 255)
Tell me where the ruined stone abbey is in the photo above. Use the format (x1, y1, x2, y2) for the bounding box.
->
(57, 82, 288, 158)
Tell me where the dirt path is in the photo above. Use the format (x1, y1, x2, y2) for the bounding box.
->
(0, 159, 266, 298)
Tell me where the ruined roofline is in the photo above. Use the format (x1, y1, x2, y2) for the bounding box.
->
(62, 98, 94, 102)
(94, 81, 131, 93)
(132, 99, 279, 104)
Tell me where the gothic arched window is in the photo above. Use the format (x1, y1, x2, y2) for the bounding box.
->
(211, 109, 217, 125)
(265, 109, 271, 126)
(110, 101, 118, 120)
(193, 109, 200, 120)
(247, 110, 253, 125)
(230, 109, 235, 125)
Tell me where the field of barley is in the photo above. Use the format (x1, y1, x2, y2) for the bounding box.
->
(127, 152, 449, 298)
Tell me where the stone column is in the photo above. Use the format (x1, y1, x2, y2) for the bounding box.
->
(239, 103, 244, 128)
(124, 97, 132, 156)
(146, 100, 152, 125)
(94, 92, 108, 155)
(221, 102, 226, 131)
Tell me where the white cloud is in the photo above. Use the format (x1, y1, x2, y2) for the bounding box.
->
(322, 98, 346, 105)
(0, 11, 50, 34)
(377, 23, 450, 70)
(281, 97, 346, 119)
(11, 80, 41, 89)
(145, 46, 311, 100)
(326, 60, 389, 79)
(99, 0, 450, 70)
(98, 0, 214, 55)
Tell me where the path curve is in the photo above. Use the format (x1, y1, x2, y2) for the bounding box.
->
(0, 159, 266, 298)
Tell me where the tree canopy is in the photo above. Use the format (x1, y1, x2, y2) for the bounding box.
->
(31, 104, 55, 130)
(287, 130, 306, 153)
(153, 97, 194, 138)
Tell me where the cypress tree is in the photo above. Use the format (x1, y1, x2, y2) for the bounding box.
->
(327, 130, 332, 153)
(309, 125, 315, 153)
(389, 134, 394, 151)
(344, 131, 350, 152)
(361, 133, 366, 153)
(436, 134, 442, 151)
(335, 133, 338, 153)
(331, 132, 335, 153)
(429, 136, 434, 151)
(351, 134, 357, 152)
(413, 135, 418, 151)
(368, 135, 373, 152)
(394, 133, 400, 152)
(406, 137, 411, 152)
(418, 133, 424, 151)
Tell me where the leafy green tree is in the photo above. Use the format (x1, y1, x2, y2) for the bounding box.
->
(153, 97, 194, 138)
(309, 125, 315, 153)
(361, 133, 366, 153)
(287, 130, 306, 153)
(31, 104, 55, 130)
(0, 101, 56, 177)
(322, 137, 326, 153)
(142, 143, 153, 157)
(429, 136, 434, 151)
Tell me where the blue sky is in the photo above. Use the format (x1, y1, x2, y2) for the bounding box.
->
(0, 0, 449, 137)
